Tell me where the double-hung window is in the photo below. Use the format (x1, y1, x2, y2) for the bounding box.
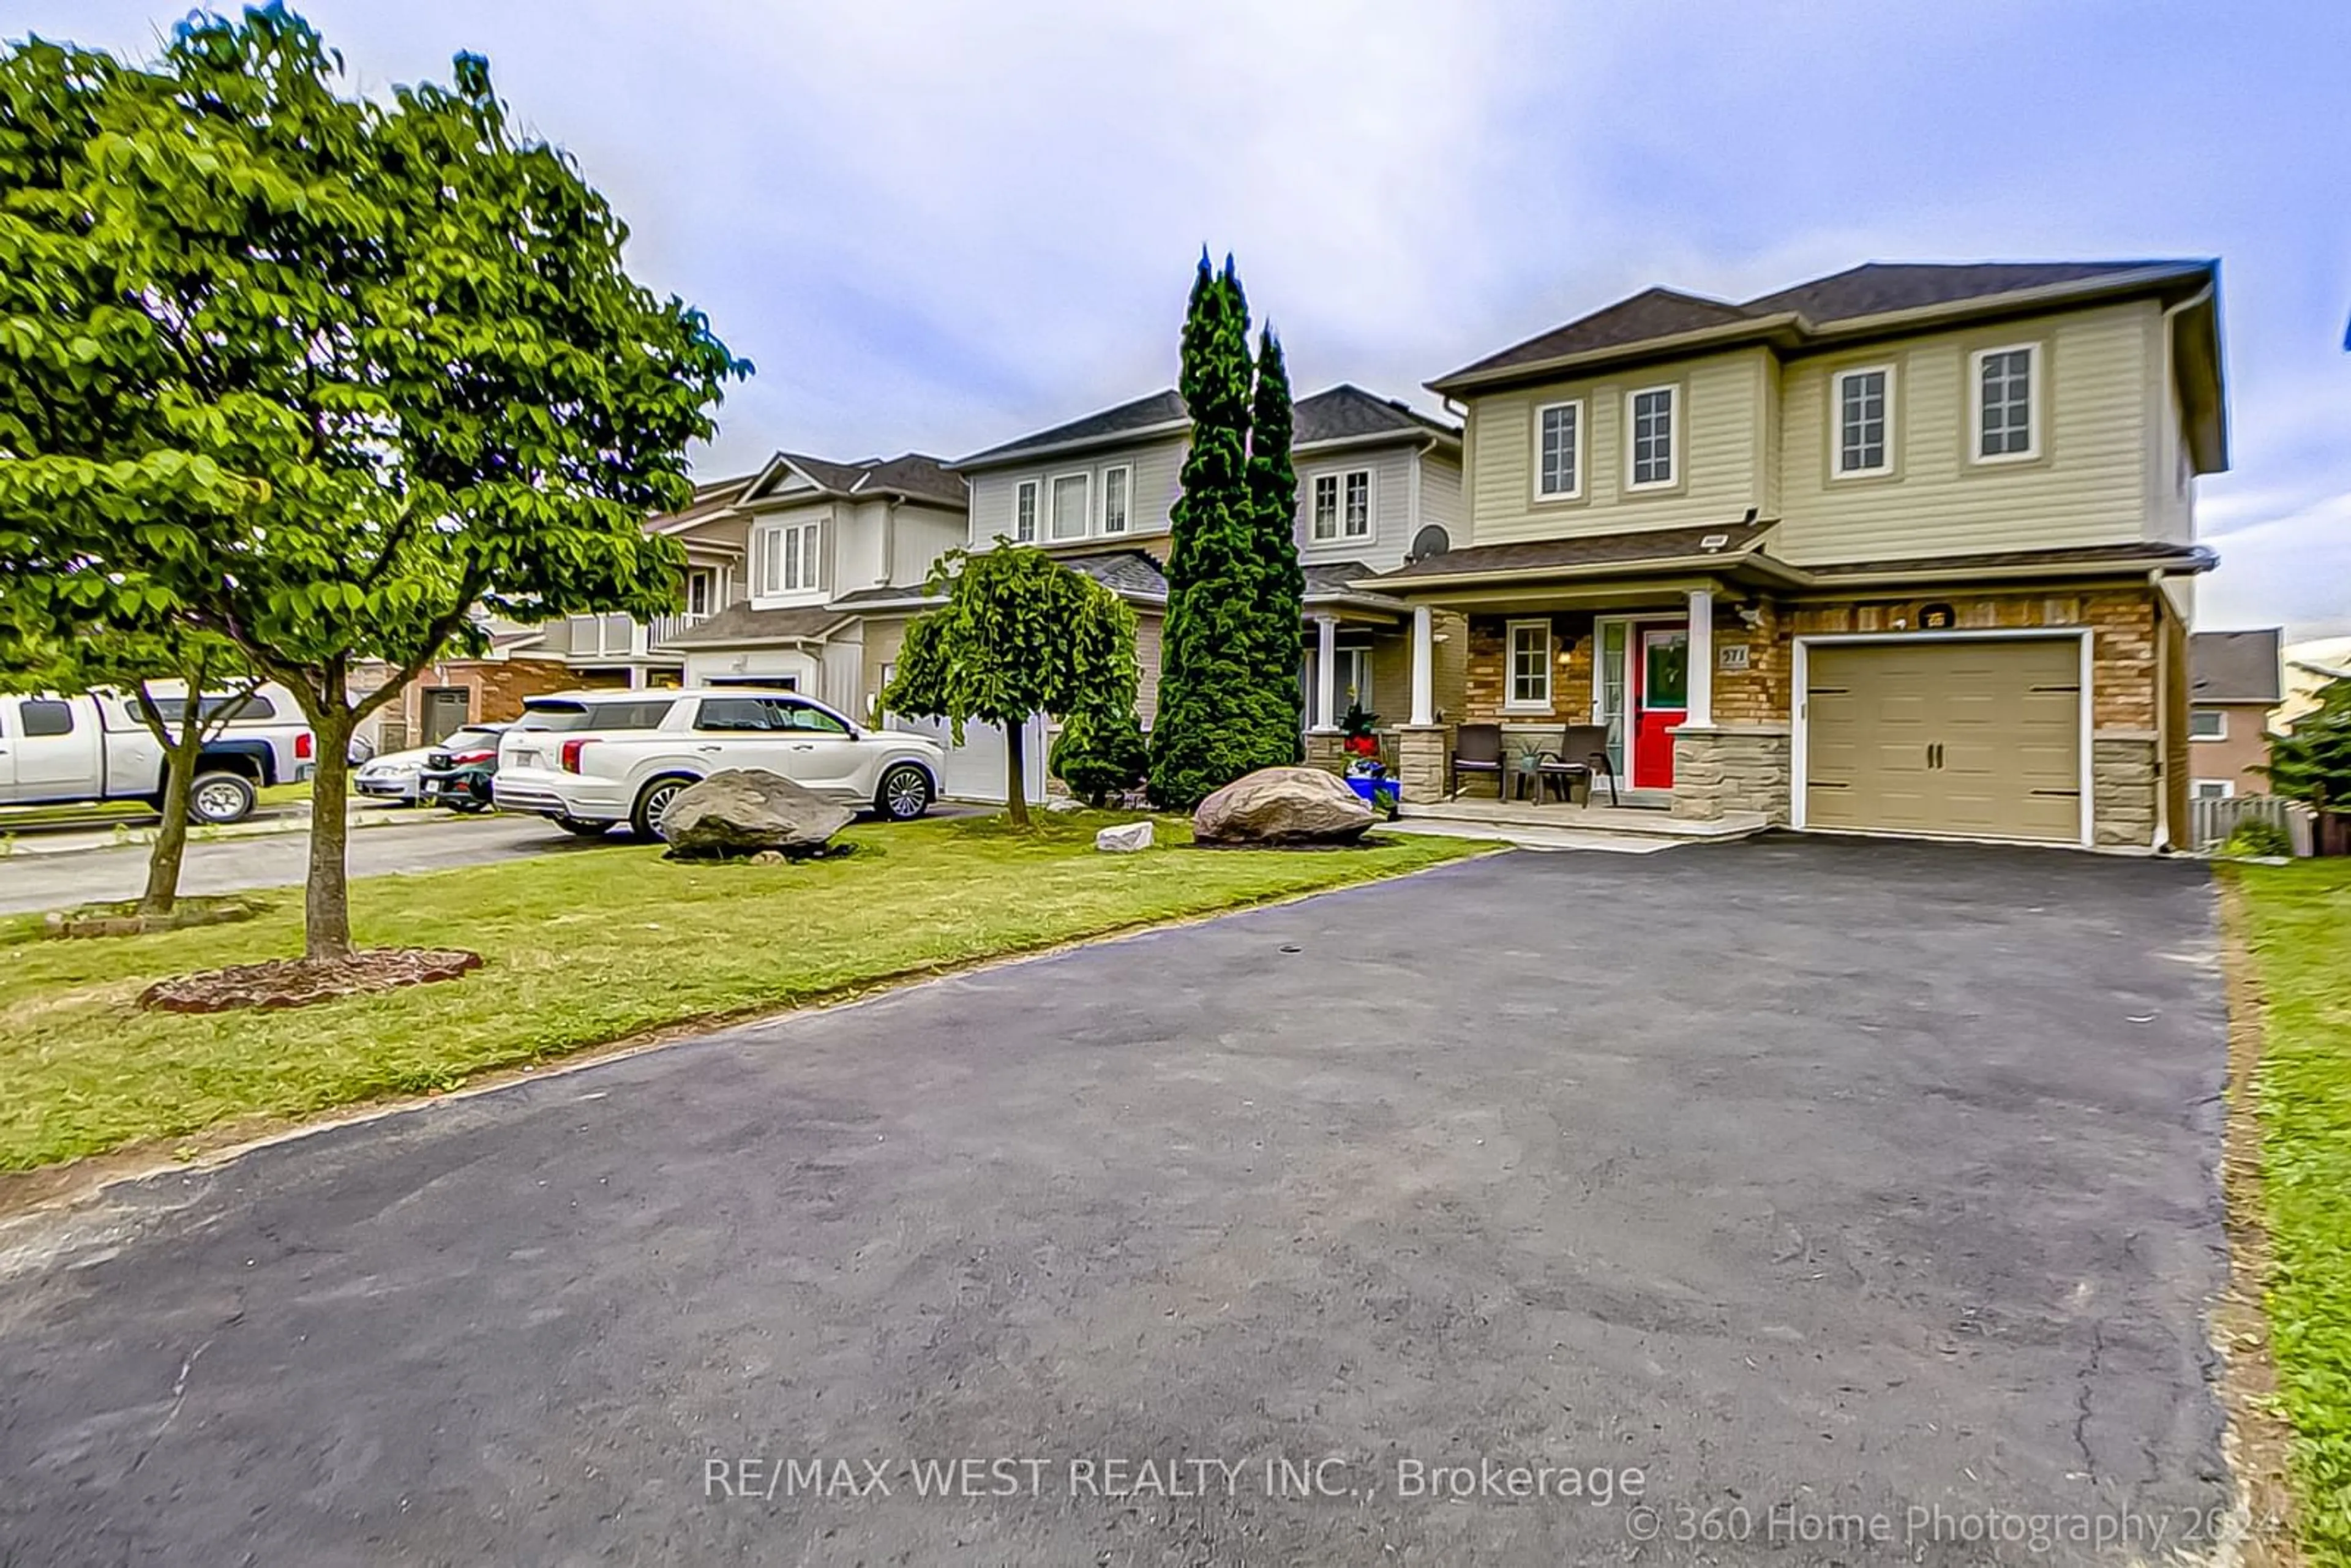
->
(757, 520, 821, 596)
(1833, 366, 1892, 476)
(1505, 620, 1551, 711)
(1310, 471, 1372, 541)
(1627, 386, 1676, 489)
(1013, 480, 1038, 542)
(1050, 473, 1090, 541)
(1100, 466, 1130, 535)
(1973, 345, 2038, 461)
(1535, 401, 1582, 499)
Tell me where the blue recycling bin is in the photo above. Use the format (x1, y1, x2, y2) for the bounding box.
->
(1344, 773, 1400, 815)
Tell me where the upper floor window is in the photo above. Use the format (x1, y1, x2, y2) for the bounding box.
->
(1100, 466, 1130, 535)
(2189, 710, 2227, 741)
(686, 570, 712, 617)
(1014, 480, 1038, 542)
(754, 519, 821, 597)
(1627, 386, 1676, 489)
(1833, 366, 1893, 477)
(1311, 471, 1372, 541)
(1973, 344, 2038, 462)
(1535, 401, 1583, 499)
(1050, 473, 1090, 541)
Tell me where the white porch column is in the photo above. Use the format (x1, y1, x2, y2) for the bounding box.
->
(1685, 587, 1713, 727)
(1311, 614, 1340, 731)
(1409, 605, 1435, 727)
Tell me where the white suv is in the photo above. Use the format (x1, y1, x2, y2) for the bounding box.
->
(493, 688, 946, 839)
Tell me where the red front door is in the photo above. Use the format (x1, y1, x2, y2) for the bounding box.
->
(1632, 625, 1690, 789)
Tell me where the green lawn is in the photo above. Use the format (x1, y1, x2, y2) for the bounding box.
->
(2233, 858, 2351, 1563)
(0, 812, 1486, 1172)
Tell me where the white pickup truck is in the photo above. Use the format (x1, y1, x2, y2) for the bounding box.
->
(0, 686, 317, 825)
(493, 687, 947, 839)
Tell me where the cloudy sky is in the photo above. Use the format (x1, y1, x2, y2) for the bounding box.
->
(19, 1, 2350, 637)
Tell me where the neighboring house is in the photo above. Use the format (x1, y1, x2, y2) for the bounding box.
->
(2186, 628, 2282, 798)
(654, 452, 969, 722)
(353, 622, 582, 753)
(1359, 260, 2225, 849)
(2277, 636, 2351, 732)
(949, 383, 1468, 751)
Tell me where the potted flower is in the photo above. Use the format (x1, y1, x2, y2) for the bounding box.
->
(1340, 697, 1381, 758)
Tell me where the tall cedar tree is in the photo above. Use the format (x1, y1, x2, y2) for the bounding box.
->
(2261, 677, 2351, 812)
(1149, 255, 1292, 807)
(1245, 326, 1305, 761)
(0, 12, 743, 960)
(883, 544, 1138, 828)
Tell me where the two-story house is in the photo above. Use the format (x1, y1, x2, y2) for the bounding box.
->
(950, 383, 1469, 746)
(656, 451, 969, 717)
(1363, 261, 2225, 850)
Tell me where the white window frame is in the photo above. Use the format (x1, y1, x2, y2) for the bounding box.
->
(1532, 399, 1584, 501)
(2192, 779, 2235, 801)
(1048, 471, 1091, 542)
(1624, 384, 1679, 491)
(2189, 709, 2227, 741)
(1341, 469, 1372, 539)
(1013, 479, 1038, 543)
(753, 518, 824, 599)
(1098, 464, 1131, 535)
(1504, 619, 1553, 713)
(1332, 645, 1373, 713)
(1310, 474, 1340, 541)
(1830, 364, 1895, 479)
(1969, 343, 2041, 465)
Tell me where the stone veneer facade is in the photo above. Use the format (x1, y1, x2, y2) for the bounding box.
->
(1433, 582, 2179, 844)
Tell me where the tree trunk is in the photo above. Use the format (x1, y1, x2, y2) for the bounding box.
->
(1003, 715, 1030, 828)
(138, 726, 206, 917)
(304, 707, 358, 962)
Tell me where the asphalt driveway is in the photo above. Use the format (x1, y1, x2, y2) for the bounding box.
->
(0, 836, 2232, 1564)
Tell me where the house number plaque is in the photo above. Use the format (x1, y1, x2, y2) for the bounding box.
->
(1717, 643, 1750, 671)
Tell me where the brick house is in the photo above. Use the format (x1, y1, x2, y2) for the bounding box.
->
(1362, 261, 2226, 850)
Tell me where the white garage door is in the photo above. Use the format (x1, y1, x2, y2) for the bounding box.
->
(888, 714, 1046, 805)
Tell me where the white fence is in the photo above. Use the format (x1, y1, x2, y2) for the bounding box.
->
(2188, 794, 2311, 855)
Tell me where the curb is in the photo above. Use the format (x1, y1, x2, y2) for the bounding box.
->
(0, 806, 476, 860)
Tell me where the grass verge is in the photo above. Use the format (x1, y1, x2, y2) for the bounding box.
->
(2231, 858, 2351, 1564)
(0, 811, 1487, 1174)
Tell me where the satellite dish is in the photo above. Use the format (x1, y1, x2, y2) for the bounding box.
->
(1409, 525, 1450, 562)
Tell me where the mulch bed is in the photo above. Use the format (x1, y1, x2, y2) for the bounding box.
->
(138, 948, 484, 1013)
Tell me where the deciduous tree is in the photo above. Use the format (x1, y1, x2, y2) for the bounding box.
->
(2262, 678, 2351, 814)
(0, 10, 744, 961)
(883, 544, 1138, 827)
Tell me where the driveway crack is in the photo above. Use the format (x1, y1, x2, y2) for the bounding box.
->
(127, 1336, 213, 1476)
(2072, 1319, 2106, 1479)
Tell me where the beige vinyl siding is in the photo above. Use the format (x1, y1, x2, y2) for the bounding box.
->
(1296, 444, 1416, 569)
(965, 435, 1188, 549)
(1775, 301, 2156, 565)
(887, 501, 969, 586)
(1463, 347, 1771, 544)
(1417, 450, 1466, 550)
(1133, 612, 1164, 726)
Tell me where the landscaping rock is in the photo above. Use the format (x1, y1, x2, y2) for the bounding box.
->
(661, 770, 855, 860)
(1192, 766, 1377, 847)
(140, 948, 484, 1012)
(1095, 820, 1153, 853)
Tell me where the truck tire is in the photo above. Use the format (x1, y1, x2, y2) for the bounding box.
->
(188, 771, 257, 825)
(874, 763, 934, 822)
(629, 775, 696, 841)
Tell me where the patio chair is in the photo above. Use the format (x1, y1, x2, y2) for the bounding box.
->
(1535, 724, 1619, 807)
(1449, 723, 1504, 800)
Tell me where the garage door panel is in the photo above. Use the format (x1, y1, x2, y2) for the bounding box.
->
(1805, 639, 2080, 844)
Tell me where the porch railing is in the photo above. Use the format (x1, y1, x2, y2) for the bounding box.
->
(563, 610, 708, 661)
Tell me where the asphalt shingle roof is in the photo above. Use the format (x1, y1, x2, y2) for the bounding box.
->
(1435, 260, 2215, 389)
(956, 384, 1454, 469)
(661, 602, 842, 647)
(2190, 628, 2284, 704)
(1051, 549, 1169, 602)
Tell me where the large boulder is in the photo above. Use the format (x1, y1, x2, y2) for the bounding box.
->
(660, 769, 856, 860)
(1192, 766, 1377, 847)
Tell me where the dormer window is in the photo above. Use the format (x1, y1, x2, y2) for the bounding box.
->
(753, 519, 822, 598)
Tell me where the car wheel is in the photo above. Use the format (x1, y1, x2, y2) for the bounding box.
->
(555, 817, 612, 838)
(630, 776, 694, 841)
(188, 771, 257, 825)
(876, 763, 934, 822)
